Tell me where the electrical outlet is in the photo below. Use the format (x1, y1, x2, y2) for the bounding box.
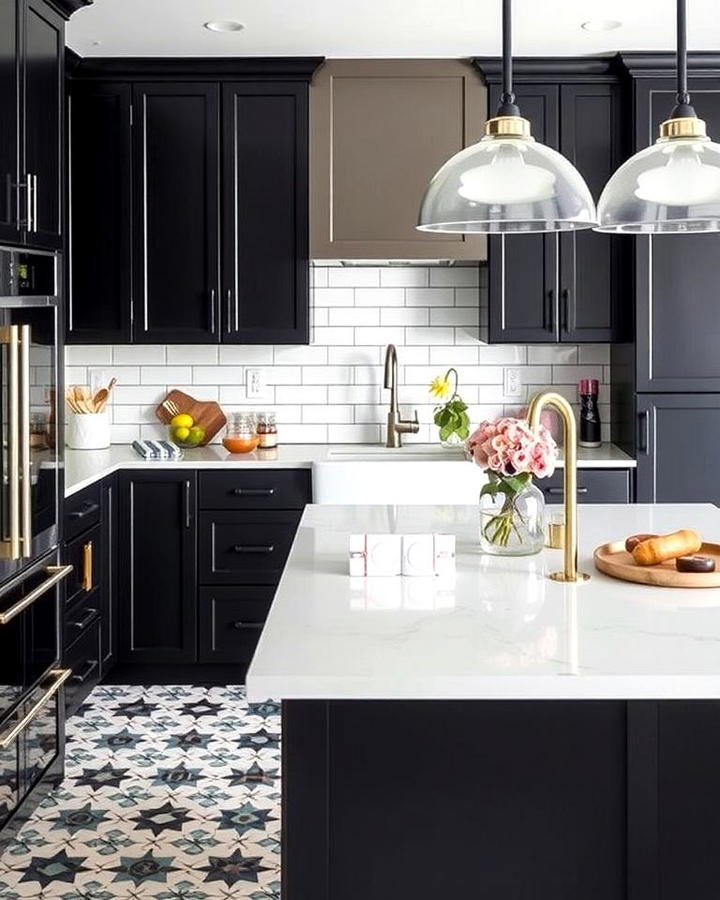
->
(503, 367, 524, 400)
(245, 368, 268, 401)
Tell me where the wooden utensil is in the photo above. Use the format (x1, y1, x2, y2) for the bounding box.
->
(92, 388, 109, 412)
(594, 540, 720, 588)
(155, 389, 226, 446)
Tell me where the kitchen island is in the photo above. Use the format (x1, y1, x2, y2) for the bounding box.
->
(247, 503, 720, 900)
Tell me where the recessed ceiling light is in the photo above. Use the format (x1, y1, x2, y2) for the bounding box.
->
(203, 20, 245, 33)
(581, 19, 622, 32)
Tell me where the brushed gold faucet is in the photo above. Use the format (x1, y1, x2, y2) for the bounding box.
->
(526, 391, 590, 583)
(383, 344, 420, 448)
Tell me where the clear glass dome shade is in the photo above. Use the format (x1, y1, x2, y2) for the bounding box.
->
(596, 136, 720, 233)
(417, 134, 597, 234)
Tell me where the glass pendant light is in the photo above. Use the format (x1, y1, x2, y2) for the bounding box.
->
(416, 0, 597, 234)
(597, 0, 720, 233)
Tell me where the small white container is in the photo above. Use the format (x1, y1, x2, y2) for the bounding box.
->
(66, 411, 111, 450)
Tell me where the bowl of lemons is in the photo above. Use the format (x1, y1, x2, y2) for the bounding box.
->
(169, 413, 206, 449)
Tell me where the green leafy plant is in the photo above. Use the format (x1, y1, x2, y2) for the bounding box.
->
(430, 368, 470, 444)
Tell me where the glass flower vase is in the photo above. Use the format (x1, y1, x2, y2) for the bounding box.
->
(479, 476, 546, 557)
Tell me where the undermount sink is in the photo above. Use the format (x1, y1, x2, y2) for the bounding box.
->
(314, 444, 486, 504)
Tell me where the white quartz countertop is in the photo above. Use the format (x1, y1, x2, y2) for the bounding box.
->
(246, 503, 720, 702)
(64, 443, 635, 497)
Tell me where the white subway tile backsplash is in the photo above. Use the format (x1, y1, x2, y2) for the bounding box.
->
(65, 265, 612, 446)
(328, 267, 380, 288)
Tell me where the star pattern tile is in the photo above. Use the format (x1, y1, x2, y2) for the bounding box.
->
(0, 685, 281, 898)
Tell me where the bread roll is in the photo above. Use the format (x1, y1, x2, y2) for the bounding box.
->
(625, 533, 657, 553)
(632, 529, 702, 566)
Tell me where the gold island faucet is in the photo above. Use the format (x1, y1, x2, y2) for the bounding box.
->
(526, 391, 590, 583)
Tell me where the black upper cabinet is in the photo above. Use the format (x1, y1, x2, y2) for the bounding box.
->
(480, 63, 630, 344)
(0, 0, 21, 245)
(134, 83, 220, 344)
(68, 82, 132, 342)
(66, 59, 319, 345)
(118, 471, 197, 665)
(222, 83, 309, 343)
(635, 77, 720, 392)
(24, 0, 63, 249)
(0, 0, 64, 249)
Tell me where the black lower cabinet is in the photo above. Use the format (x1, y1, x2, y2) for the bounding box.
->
(540, 468, 632, 504)
(198, 587, 273, 665)
(118, 471, 197, 665)
(636, 394, 720, 504)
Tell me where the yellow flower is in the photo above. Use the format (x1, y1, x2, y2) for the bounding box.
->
(429, 374, 451, 400)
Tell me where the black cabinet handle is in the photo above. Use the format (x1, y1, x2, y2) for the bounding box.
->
(71, 658, 98, 685)
(184, 481, 191, 529)
(638, 409, 650, 454)
(545, 487, 589, 495)
(68, 607, 98, 632)
(231, 488, 275, 497)
(209, 288, 216, 334)
(226, 289, 233, 333)
(234, 545, 275, 554)
(561, 288, 570, 333)
(68, 502, 100, 520)
(232, 621, 264, 630)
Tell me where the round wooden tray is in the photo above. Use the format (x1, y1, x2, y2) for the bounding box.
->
(593, 540, 720, 588)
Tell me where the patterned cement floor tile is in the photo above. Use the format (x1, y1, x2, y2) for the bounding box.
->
(0, 686, 281, 899)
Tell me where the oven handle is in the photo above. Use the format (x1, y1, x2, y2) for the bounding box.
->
(0, 668, 71, 749)
(6, 325, 20, 559)
(20, 325, 31, 558)
(0, 565, 73, 626)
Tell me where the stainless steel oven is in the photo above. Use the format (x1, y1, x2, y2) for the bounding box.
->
(0, 248, 60, 588)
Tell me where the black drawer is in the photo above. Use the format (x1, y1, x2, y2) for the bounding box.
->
(199, 510, 302, 585)
(64, 596, 100, 648)
(64, 620, 101, 717)
(199, 469, 311, 511)
(199, 587, 273, 664)
(64, 524, 102, 610)
(64, 482, 102, 542)
(540, 468, 632, 504)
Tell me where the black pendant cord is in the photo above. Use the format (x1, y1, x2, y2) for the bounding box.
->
(497, 0, 520, 117)
(671, 0, 696, 118)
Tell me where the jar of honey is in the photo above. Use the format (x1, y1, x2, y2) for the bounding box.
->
(222, 413, 260, 454)
(257, 411, 278, 448)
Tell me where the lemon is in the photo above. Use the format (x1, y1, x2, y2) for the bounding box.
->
(188, 425, 205, 444)
(173, 426, 191, 442)
(170, 413, 194, 429)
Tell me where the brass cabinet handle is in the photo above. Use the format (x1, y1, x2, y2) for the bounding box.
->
(82, 541, 93, 592)
(0, 564, 73, 626)
(0, 668, 71, 749)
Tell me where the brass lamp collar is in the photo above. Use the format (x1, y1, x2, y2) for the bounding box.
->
(485, 115, 531, 139)
(659, 116, 707, 141)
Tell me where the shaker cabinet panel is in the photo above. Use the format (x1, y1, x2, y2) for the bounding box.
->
(222, 82, 309, 343)
(0, 0, 21, 245)
(311, 59, 487, 260)
(68, 82, 132, 343)
(132, 83, 220, 344)
(635, 80, 720, 391)
(635, 394, 720, 505)
(23, 0, 63, 250)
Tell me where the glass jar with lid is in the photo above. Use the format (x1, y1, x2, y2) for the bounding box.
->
(222, 412, 260, 454)
(257, 412, 278, 448)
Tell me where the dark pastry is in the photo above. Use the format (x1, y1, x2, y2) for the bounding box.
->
(675, 555, 716, 574)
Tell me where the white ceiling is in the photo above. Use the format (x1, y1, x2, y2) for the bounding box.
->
(67, 0, 720, 59)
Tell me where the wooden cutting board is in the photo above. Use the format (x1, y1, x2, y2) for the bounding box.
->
(594, 540, 720, 588)
(155, 390, 227, 446)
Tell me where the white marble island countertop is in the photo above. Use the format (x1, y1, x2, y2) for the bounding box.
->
(246, 503, 720, 702)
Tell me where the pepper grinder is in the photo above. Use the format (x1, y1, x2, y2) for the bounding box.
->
(578, 379, 601, 448)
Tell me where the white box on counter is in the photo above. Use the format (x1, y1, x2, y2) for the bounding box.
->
(349, 534, 456, 577)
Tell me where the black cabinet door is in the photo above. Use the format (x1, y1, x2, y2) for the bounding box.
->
(539, 468, 631, 504)
(118, 472, 197, 664)
(198, 586, 273, 664)
(635, 394, 720, 504)
(488, 84, 559, 344)
(0, 0, 21, 245)
(635, 78, 720, 391)
(133, 83, 220, 344)
(23, 0, 63, 250)
(222, 82, 309, 344)
(559, 84, 629, 343)
(68, 83, 132, 343)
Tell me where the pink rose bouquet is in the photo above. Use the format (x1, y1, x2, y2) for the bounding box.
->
(467, 416, 558, 549)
